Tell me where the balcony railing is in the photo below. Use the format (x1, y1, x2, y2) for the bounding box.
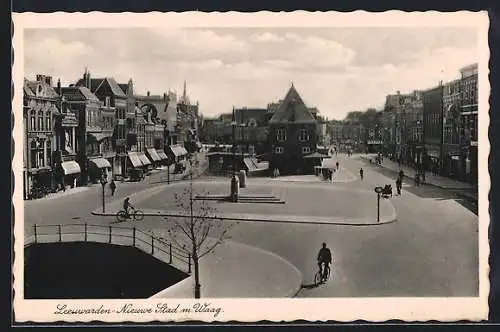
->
(25, 223, 192, 274)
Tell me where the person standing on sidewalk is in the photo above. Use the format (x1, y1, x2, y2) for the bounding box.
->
(109, 179, 116, 196)
(396, 175, 402, 195)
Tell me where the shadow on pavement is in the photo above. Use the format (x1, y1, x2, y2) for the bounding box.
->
(300, 282, 321, 290)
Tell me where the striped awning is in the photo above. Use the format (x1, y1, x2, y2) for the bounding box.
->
(128, 152, 143, 168)
(138, 153, 151, 166)
(89, 158, 112, 169)
(147, 148, 161, 162)
(61, 161, 81, 175)
(169, 145, 188, 157)
(156, 150, 169, 160)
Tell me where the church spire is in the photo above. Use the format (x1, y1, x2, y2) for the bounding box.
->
(183, 80, 187, 102)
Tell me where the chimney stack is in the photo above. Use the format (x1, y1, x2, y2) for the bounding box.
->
(86, 71, 91, 90)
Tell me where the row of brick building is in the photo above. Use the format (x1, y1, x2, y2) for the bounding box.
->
(23, 70, 200, 199)
(328, 63, 479, 183)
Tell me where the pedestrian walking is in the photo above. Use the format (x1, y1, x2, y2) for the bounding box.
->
(336, 161, 339, 170)
(396, 177, 402, 195)
(359, 168, 364, 180)
(109, 179, 116, 196)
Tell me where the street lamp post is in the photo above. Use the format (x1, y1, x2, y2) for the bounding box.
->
(100, 177, 107, 213)
(374, 186, 383, 223)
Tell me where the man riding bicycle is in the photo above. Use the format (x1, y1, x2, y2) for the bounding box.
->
(317, 242, 332, 280)
(123, 197, 135, 218)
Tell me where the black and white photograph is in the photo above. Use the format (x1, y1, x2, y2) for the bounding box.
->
(12, 11, 489, 322)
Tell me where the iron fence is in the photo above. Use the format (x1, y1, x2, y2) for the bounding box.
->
(25, 223, 192, 274)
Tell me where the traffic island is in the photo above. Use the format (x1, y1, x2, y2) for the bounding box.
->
(149, 238, 303, 298)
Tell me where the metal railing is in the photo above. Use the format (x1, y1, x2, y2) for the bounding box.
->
(25, 223, 192, 274)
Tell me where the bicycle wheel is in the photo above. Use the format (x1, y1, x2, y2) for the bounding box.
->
(134, 210, 144, 221)
(116, 211, 127, 222)
(323, 266, 331, 282)
(314, 271, 323, 285)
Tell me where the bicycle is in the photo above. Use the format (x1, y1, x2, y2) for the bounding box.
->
(314, 263, 331, 285)
(115, 208, 144, 223)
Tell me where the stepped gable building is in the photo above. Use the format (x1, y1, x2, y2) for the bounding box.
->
(23, 75, 61, 199)
(268, 84, 322, 175)
(76, 70, 128, 179)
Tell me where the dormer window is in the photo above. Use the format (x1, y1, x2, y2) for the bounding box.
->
(36, 85, 43, 96)
(105, 97, 111, 107)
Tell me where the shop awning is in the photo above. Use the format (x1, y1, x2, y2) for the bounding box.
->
(147, 148, 161, 162)
(88, 132, 108, 142)
(89, 158, 112, 169)
(128, 152, 143, 168)
(304, 152, 331, 159)
(156, 150, 169, 160)
(169, 145, 188, 157)
(61, 161, 81, 175)
(138, 153, 151, 166)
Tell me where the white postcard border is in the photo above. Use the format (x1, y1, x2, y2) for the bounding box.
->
(12, 11, 490, 323)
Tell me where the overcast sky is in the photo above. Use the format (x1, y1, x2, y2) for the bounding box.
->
(24, 28, 478, 120)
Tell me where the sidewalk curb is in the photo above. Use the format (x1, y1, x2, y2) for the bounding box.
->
(91, 210, 398, 227)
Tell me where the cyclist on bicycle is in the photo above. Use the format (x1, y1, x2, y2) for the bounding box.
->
(123, 197, 134, 218)
(317, 242, 332, 280)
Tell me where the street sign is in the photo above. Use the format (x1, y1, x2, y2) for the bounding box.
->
(374, 186, 383, 194)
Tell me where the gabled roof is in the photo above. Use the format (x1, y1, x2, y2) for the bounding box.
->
(76, 77, 126, 97)
(24, 78, 59, 99)
(269, 85, 316, 124)
(118, 83, 129, 94)
(61, 86, 100, 102)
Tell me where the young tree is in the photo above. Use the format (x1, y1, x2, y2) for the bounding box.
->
(157, 168, 234, 298)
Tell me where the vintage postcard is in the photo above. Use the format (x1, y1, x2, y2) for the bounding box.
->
(12, 11, 490, 323)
